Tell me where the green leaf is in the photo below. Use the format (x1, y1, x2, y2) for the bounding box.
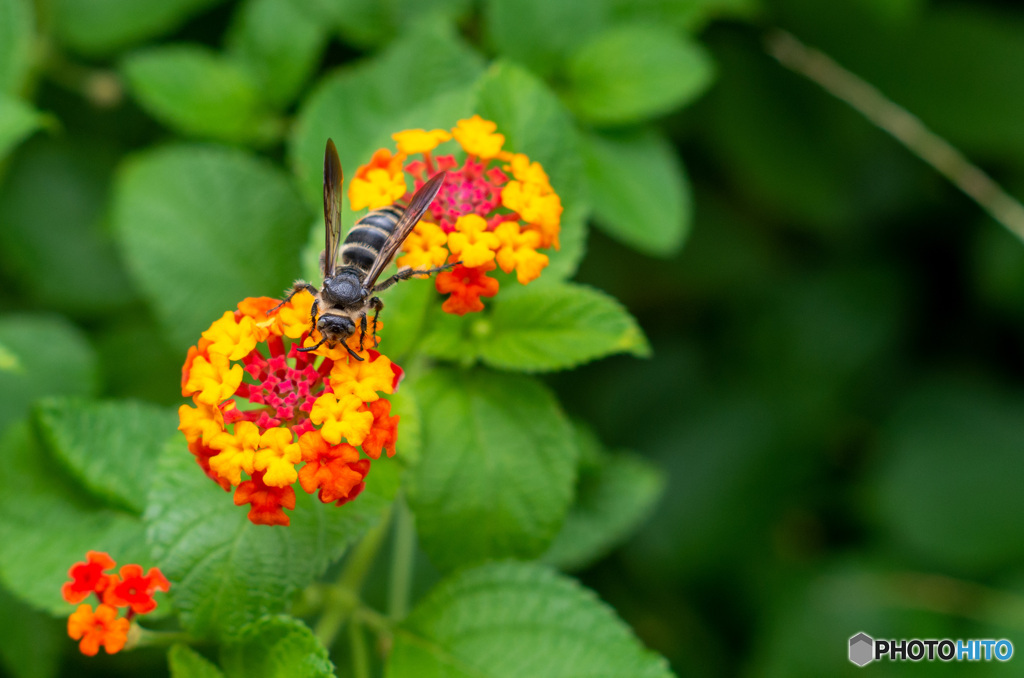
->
(0, 137, 137, 315)
(221, 616, 334, 678)
(304, 0, 472, 48)
(0, 585, 63, 678)
(475, 61, 589, 281)
(49, 0, 226, 56)
(112, 144, 310, 350)
(544, 424, 665, 571)
(0, 94, 39, 161)
(34, 398, 178, 513)
(170, 645, 226, 678)
(122, 45, 278, 144)
(483, 0, 610, 77)
(0, 423, 149, 614)
(421, 283, 649, 371)
(580, 127, 692, 256)
(407, 369, 576, 571)
(375, 274, 436, 363)
(564, 24, 715, 126)
(870, 379, 1024, 573)
(388, 561, 675, 678)
(290, 20, 485, 208)
(225, 0, 329, 108)
(0, 0, 33, 96)
(145, 436, 396, 640)
(0, 314, 98, 434)
(387, 383, 422, 466)
(609, 0, 761, 33)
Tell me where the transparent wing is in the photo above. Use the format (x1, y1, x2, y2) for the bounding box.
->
(364, 170, 447, 289)
(322, 138, 343, 278)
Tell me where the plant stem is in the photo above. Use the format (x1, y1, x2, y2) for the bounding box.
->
(388, 494, 416, 620)
(349, 617, 371, 678)
(128, 625, 193, 649)
(765, 29, 1024, 245)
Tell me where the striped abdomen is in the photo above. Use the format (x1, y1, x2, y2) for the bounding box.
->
(339, 204, 405, 273)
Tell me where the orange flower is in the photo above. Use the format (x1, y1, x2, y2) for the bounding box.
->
(436, 261, 500, 315)
(349, 148, 407, 211)
(297, 432, 370, 504)
(67, 604, 130, 656)
(361, 399, 398, 459)
(61, 551, 115, 604)
(104, 565, 170, 615)
(234, 471, 297, 526)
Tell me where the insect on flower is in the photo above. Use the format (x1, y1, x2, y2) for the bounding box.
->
(271, 139, 454, 361)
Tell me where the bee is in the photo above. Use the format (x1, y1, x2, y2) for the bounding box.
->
(272, 138, 452, 361)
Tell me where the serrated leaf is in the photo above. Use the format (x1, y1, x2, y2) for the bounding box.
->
(483, 0, 610, 77)
(388, 561, 675, 678)
(112, 144, 309, 350)
(0, 94, 39, 161)
(225, 0, 328, 108)
(407, 369, 576, 571)
(544, 424, 665, 571)
(420, 283, 649, 372)
(49, 0, 226, 56)
(0, 0, 33, 96)
(34, 398, 177, 513)
(565, 24, 715, 126)
(483, 283, 650, 371)
(0, 137, 138, 315)
(0, 423, 149, 614)
(145, 437, 396, 640)
(170, 644, 226, 678)
(0, 314, 98, 434)
(221, 616, 334, 678)
(122, 45, 278, 144)
(580, 127, 691, 256)
(475, 61, 589, 281)
(290, 20, 485, 208)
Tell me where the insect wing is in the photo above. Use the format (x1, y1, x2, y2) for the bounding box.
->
(363, 170, 447, 289)
(323, 138, 343, 277)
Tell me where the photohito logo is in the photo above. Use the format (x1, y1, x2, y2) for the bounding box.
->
(848, 632, 1013, 666)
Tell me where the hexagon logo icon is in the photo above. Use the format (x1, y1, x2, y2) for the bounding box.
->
(849, 632, 874, 666)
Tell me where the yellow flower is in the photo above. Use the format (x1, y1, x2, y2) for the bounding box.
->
(184, 353, 243, 406)
(392, 128, 452, 155)
(349, 168, 407, 211)
(447, 214, 500, 267)
(208, 421, 260, 485)
(493, 222, 549, 284)
(276, 289, 316, 339)
(329, 353, 395, 402)
(202, 311, 259, 360)
(397, 222, 449, 275)
(507, 153, 551, 186)
(178, 402, 225, 446)
(253, 427, 302, 487)
(452, 115, 505, 159)
(501, 181, 563, 249)
(310, 393, 374, 446)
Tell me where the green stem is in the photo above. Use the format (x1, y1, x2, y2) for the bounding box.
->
(349, 617, 371, 678)
(388, 494, 416, 620)
(313, 586, 358, 650)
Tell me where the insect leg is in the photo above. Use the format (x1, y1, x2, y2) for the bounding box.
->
(369, 297, 383, 343)
(359, 313, 367, 352)
(344, 343, 365, 362)
(372, 261, 460, 293)
(268, 281, 319, 315)
(297, 336, 326, 353)
(309, 299, 319, 328)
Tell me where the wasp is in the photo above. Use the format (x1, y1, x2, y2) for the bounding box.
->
(272, 138, 452, 361)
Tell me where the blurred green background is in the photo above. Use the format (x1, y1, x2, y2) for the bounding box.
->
(5, 0, 1024, 675)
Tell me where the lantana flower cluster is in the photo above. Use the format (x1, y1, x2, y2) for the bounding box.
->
(178, 292, 400, 526)
(349, 115, 564, 315)
(61, 551, 169, 656)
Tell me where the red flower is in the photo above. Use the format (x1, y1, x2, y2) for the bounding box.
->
(435, 261, 500, 315)
(361, 399, 399, 459)
(104, 565, 171, 615)
(61, 551, 115, 604)
(234, 470, 297, 526)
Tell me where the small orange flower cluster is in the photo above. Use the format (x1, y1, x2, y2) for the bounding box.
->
(62, 551, 169, 656)
(178, 293, 400, 526)
(349, 115, 563, 315)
